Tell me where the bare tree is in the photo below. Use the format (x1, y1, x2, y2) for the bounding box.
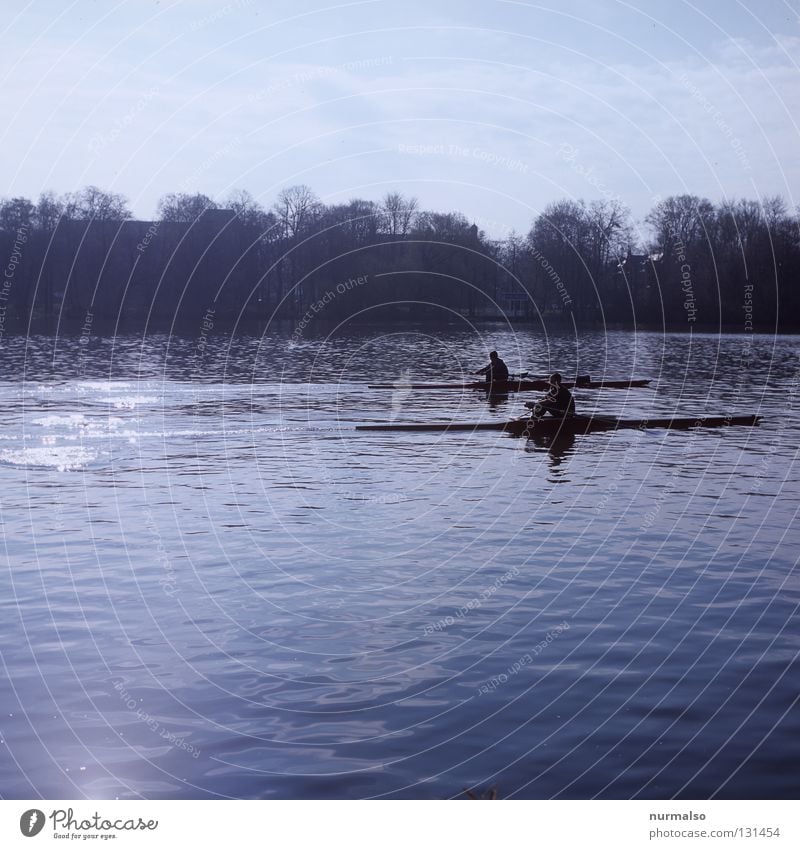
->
(157, 192, 218, 222)
(273, 185, 320, 238)
(225, 189, 270, 229)
(344, 198, 380, 245)
(381, 192, 418, 237)
(761, 195, 788, 230)
(64, 185, 132, 220)
(0, 197, 35, 232)
(414, 210, 472, 240)
(586, 200, 631, 262)
(645, 194, 716, 251)
(34, 191, 65, 231)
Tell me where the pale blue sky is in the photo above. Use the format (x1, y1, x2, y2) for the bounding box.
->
(2, 0, 798, 236)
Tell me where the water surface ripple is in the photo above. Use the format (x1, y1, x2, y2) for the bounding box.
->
(0, 329, 797, 799)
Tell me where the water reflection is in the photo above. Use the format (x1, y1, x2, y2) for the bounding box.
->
(514, 430, 577, 480)
(484, 391, 510, 410)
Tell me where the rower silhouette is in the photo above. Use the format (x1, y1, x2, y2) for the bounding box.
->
(475, 351, 509, 388)
(526, 372, 575, 418)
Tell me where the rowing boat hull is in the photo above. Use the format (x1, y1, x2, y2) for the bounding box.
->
(356, 414, 762, 435)
(367, 379, 651, 392)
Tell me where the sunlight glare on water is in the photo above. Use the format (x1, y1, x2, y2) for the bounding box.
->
(0, 328, 798, 799)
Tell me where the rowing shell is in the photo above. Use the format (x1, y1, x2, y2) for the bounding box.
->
(356, 414, 762, 435)
(367, 378, 651, 392)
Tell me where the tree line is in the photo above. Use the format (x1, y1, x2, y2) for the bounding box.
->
(0, 185, 797, 333)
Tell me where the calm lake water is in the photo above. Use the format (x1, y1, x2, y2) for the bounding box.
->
(1, 327, 798, 799)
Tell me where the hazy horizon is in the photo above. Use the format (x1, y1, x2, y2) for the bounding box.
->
(2, 0, 798, 239)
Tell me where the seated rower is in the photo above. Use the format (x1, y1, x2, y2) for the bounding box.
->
(475, 351, 510, 385)
(525, 372, 575, 418)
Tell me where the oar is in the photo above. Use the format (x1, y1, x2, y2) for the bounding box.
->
(474, 370, 534, 379)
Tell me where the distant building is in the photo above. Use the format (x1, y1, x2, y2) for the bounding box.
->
(616, 250, 662, 309)
(197, 208, 237, 229)
(617, 250, 662, 289)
